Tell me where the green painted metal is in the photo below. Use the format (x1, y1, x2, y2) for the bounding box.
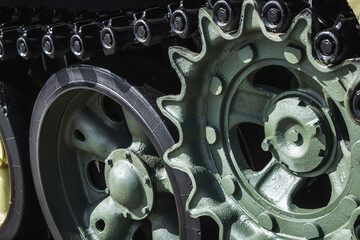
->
(41, 89, 178, 239)
(158, 1, 360, 239)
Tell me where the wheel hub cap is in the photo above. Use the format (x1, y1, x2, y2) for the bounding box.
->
(263, 97, 330, 173)
(105, 149, 154, 220)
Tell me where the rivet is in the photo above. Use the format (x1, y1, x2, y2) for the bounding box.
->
(284, 45, 302, 64)
(142, 206, 150, 214)
(302, 222, 321, 239)
(340, 195, 359, 217)
(238, 45, 254, 64)
(221, 176, 236, 195)
(210, 76, 223, 96)
(258, 212, 275, 231)
(206, 126, 217, 145)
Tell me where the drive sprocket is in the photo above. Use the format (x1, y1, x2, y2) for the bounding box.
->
(158, 1, 360, 239)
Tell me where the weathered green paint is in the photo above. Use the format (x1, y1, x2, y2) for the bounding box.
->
(158, 0, 360, 239)
(104, 149, 154, 220)
(41, 89, 178, 240)
(263, 97, 329, 173)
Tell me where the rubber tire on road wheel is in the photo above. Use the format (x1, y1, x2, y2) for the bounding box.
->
(0, 81, 47, 240)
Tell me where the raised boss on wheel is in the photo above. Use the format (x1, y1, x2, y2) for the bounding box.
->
(29, 58, 200, 240)
(159, 1, 360, 239)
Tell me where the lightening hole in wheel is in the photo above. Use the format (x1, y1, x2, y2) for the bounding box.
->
(96, 219, 105, 232)
(74, 129, 85, 142)
(237, 123, 272, 171)
(292, 174, 331, 209)
(88, 160, 106, 190)
(354, 216, 360, 239)
(253, 65, 299, 91)
(101, 96, 125, 123)
(133, 219, 152, 240)
(200, 216, 219, 240)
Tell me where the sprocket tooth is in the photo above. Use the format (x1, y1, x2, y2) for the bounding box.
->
(198, 8, 228, 50)
(285, 16, 310, 44)
(169, 51, 197, 83)
(238, 1, 263, 35)
(157, 98, 184, 123)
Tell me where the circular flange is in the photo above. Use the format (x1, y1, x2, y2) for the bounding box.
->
(263, 97, 330, 173)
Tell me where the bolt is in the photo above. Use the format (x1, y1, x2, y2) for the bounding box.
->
(105, 159, 113, 166)
(19, 42, 27, 54)
(173, 16, 185, 31)
(307, 123, 319, 137)
(287, 129, 300, 143)
(217, 7, 229, 23)
(143, 176, 150, 185)
(122, 210, 130, 218)
(319, 38, 334, 56)
(266, 7, 281, 25)
(142, 206, 150, 214)
(44, 40, 52, 52)
(137, 25, 147, 40)
(73, 39, 82, 52)
(261, 138, 271, 152)
(103, 33, 112, 46)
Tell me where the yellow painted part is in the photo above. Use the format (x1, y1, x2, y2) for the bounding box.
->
(0, 138, 10, 226)
(0, 167, 9, 225)
(348, 0, 360, 23)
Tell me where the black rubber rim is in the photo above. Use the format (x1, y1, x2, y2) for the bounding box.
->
(0, 81, 46, 240)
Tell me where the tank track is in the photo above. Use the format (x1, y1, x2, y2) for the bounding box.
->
(0, 2, 202, 63)
(0, 0, 357, 66)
